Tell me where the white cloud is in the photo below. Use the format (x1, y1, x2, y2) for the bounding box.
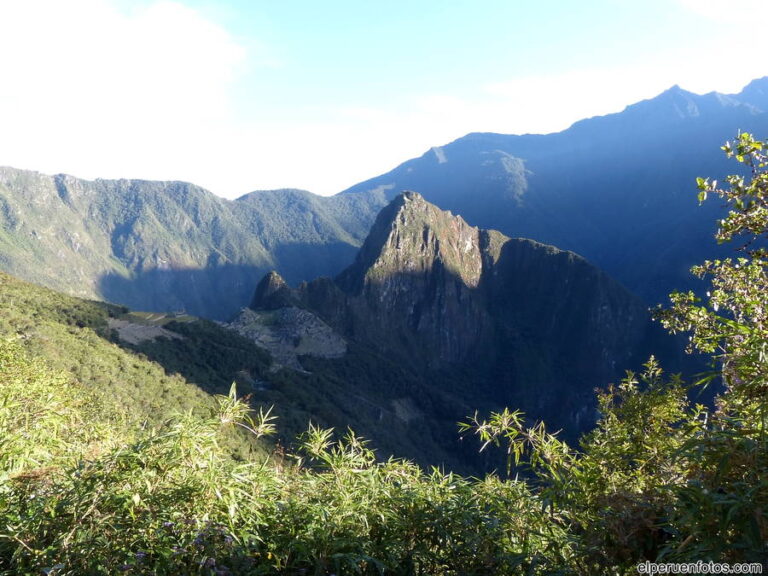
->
(678, 0, 768, 24)
(0, 0, 245, 191)
(483, 69, 663, 133)
(674, 0, 768, 94)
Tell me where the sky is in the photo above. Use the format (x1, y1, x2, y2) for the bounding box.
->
(0, 0, 766, 198)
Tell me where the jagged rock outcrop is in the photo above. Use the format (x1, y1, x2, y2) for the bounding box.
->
(250, 270, 298, 310)
(334, 191, 491, 365)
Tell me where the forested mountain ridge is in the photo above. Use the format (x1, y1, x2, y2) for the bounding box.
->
(0, 168, 386, 319)
(2, 78, 768, 320)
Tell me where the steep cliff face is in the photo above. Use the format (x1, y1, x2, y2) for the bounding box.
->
(332, 192, 648, 382)
(240, 193, 660, 434)
(336, 192, 491, 365)
(476, 232, 651, 417)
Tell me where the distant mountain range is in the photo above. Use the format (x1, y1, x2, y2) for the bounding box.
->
(3, 78, 767, 320)
(0, 169, 384, 319)
(342, 77, 768, 305)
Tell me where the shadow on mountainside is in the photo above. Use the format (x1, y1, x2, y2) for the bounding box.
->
(97, 242, 361, 321)
(95, 262, 704, 476)
(258, 261, 699, 450)
(99, 264, 267, 321)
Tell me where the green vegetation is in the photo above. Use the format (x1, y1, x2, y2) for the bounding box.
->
(0, 271, 266, 458)
(0, 348, 555, 574)
(1, 135, 767, 573)
(128, 319, 272, 397)
(0, 169, 387, 320)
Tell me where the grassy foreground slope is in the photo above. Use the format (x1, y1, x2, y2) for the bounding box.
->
(0, 269, 486, 473)
(0, 271, 560, 574)
(1, 259, 766, 573)
(0, 271, 269, 457)
(1, 320, 765, 574)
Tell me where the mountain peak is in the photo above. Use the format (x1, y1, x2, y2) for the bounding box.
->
(663, 84, 684, 94)
(386, 190, 429, 213)
(736, 76, 768, 110)
(250, 270, 297, 310)
(336, 191, 482, 295)
(401, 189, 423, 201)
(242, 190, 656, 405)
(739, 76, 768, 93)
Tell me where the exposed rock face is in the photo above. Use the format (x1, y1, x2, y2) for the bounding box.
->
(336, 191, 491, 365)
(228, 306, 346, 372)
(242, 193, 659, 431)
(250, 270, 297, 310)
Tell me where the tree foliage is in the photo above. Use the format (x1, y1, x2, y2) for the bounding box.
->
(459, 133, 768, 570)
(655, 132, 768, 563)
(661, 133, 768, 407)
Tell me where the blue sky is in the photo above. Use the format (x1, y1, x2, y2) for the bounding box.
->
(0, 0, 766, 197)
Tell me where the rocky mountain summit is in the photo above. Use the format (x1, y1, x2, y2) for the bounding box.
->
(237, 192, 670, 435)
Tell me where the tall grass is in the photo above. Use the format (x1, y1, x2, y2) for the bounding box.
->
(0, 338, 566, 575)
